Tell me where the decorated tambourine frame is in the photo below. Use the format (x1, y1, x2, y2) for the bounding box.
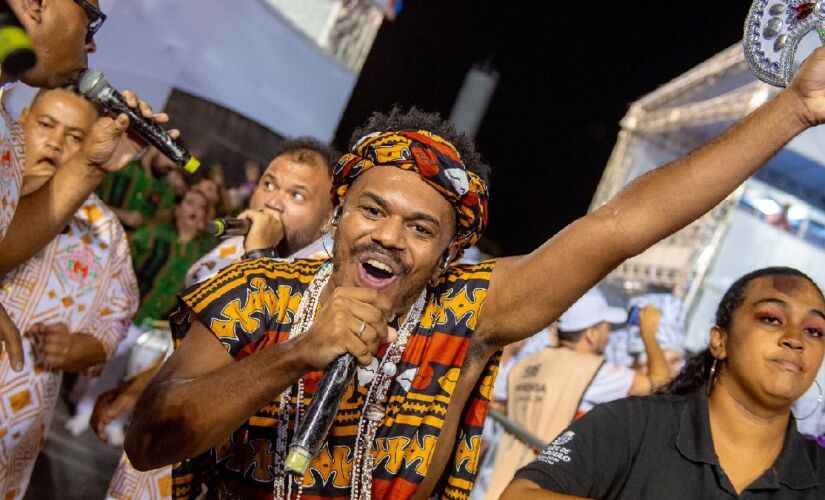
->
(744, 0, 825, 86)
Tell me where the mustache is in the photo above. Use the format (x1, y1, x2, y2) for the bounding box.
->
(350, 241, 411, 275)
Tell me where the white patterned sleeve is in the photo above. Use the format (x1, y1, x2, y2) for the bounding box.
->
(84, 229, 140, 373)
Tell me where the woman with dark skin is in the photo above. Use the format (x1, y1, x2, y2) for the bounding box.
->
(503, 267, 825, 499)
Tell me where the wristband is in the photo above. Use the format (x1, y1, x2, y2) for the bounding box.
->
(241, 247, 276, 261)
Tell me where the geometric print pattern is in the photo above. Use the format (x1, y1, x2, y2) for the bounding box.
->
(0, 104, 26, 242)
(105, 234, 332, 500)
(170, 258, 499, 499)
(107, 454, 172, 500)
(0, 195, 139, 499)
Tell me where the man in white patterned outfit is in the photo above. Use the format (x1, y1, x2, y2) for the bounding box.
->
(0, 87, 140, 500)
(0, 0, 169, 370)
(95, 138, 338, 500)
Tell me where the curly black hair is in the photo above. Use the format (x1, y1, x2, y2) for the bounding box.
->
(274, 136, 340, 175)
(349, 105, 492, 186)
(658, 266, 824, 396)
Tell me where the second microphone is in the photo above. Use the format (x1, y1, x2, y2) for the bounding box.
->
(207, 218, 250, 237)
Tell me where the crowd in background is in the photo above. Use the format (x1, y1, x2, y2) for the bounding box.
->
(2, 1, 825, 499)
(4, 59, 825, 500)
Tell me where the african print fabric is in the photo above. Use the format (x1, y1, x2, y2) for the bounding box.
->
(0, 103, 25, 242)
(106, 234, 333, 500)
(168, 258, 499, 499)
(0, 195, 138, 500)
(333, 130, 489, 252)
(130, 223, 215, 325)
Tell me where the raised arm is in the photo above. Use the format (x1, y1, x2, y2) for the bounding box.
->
(477, 47, 825, 347)
(627, 306, 669, 395)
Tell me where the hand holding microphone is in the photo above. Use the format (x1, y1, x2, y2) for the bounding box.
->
(75, 88, 176, 174)
(236, 208, 284, 253)
(285, 288, 392, 474)
(208, 209, 284, 253)
(77, 69, 200, 174)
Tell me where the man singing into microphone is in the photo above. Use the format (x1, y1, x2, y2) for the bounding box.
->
(0, 0, 169, 369)
(126, 49, 825, 498)
(95, 137, 338, 500)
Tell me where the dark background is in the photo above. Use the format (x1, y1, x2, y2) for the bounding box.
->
(336, 1, 754, 255)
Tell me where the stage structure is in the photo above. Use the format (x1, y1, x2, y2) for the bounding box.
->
(591, 40, 825, 356)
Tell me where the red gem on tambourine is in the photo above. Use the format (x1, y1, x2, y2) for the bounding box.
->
(797, 2, 816, 19)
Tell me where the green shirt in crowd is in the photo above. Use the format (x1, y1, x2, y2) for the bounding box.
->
(97, 161, 176, 224)
(130, 223, 215, 325)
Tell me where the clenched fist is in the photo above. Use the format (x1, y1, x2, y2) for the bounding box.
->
(238, 207, 284, 253)
(30, 322, 71, 370)
(638, 305, 661, 342)
(80, 90, 179, 172)
(293, 287, 393, 371)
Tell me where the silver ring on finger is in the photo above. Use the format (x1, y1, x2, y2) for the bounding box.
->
(357, 320, 367, 339)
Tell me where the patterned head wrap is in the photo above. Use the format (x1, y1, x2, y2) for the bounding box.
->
(331, 130, 489, 251)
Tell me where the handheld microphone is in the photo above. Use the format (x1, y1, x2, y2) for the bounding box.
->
(285, 354, 358, 475)
(207, 218, 250, 237)
(0, 2, 36, 75)
(76, 69, 201, 174)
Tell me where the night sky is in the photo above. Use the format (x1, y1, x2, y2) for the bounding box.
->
(336, 1, 754, 255)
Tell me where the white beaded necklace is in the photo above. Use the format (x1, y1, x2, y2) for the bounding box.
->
(272, 263, 428, 500)
(350, 289, 427, 499)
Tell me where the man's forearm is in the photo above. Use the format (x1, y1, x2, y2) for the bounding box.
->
(125, 334, 309, 470)
(641, 335, 670, 387)
(479, 90, 811, 345)
(600, 90, 807, 258)
(501, 480, 589, 500)
(0, 156, 106, 276)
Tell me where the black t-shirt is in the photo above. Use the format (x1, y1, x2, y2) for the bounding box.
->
(515, 392, 824, 499)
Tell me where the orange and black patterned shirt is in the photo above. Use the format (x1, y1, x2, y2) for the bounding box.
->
(171, 258, 500, 500)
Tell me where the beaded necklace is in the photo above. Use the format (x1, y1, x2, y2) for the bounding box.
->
(272, 263, 428, 500)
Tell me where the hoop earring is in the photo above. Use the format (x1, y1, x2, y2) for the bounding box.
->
(321, 208, 341, 258)
(796, 380, 824, 420)
(706, 357, 719, 397)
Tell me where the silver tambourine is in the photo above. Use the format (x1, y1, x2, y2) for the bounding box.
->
(744, 1, 825, 87)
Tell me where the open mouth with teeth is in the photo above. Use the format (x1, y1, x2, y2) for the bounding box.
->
(358, 257, 399, 289)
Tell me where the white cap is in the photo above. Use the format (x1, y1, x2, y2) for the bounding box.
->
(557, 288, 627, 332)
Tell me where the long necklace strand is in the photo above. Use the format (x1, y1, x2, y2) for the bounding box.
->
(273, 263, 332, 500)
(272, 262, 428, 500)
(350, 290, 427, 500)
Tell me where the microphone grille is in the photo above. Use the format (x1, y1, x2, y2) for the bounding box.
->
(77, 68, 108, 100)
